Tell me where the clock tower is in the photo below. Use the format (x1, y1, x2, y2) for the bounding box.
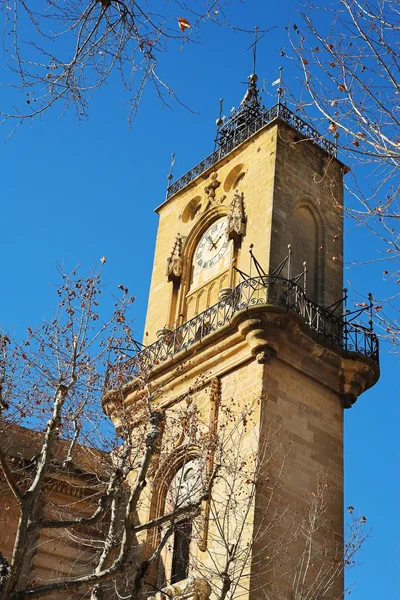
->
(104, 75, 379, 599)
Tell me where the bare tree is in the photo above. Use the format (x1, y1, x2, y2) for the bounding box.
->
(0, 267, 217, 600)
(145, 399, 368, 600)
(0, 268, 369, 599)
(286, 0, 400, 349)
(203, 433, 368, 600)
(0, 0, 269, 135)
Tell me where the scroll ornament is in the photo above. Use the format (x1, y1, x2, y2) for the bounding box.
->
(226, 190, 246, 241)
(166, 234, 184, 282)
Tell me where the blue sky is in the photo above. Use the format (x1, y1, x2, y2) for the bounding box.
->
(0, 1, 398, 597)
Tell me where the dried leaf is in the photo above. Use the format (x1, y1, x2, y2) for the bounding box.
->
(178, 17, 191, 32)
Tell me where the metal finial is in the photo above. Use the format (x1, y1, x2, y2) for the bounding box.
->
(214, 99, 224, 150)
(216, 98, 224, 128)
(287, 243, 292, 281)
(343, 288, 348, 319)
(303, 261, 307, 295)
(277, 67, 283, 104)
(368, 292, 374, 331)
(167, 153, 175, 183)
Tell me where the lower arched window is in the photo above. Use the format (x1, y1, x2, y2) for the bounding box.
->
(171, 520, 193, 583)
(166, 458, 203, 584)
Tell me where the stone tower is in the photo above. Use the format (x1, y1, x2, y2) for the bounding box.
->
(104, 75, 379, 600)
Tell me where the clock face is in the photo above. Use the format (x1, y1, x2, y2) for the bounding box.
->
(195, 220, 229, 271)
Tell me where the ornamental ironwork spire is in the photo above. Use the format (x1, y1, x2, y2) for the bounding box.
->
(167, 50, 337, 200)
(214, 72, 265, 151)
(213, 26, 269, 151)
(213, 25, 266, 151)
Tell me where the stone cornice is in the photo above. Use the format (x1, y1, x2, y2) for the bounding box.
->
(103, 305, 379, 422)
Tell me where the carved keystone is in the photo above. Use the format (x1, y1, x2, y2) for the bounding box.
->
(235, 314, 277, 364)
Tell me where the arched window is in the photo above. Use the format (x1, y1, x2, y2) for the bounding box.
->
(166, 459, 203, 584)
(171, 521, 193, 584)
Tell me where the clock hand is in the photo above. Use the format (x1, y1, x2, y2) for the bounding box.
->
(214, 232, 225, 245)
(206, 234, 217, 250)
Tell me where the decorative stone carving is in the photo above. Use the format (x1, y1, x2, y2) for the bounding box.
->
(339, 357, 379, 408)
(204, 171, 221, 209)
(256, 346, 277, 364)
(226, 190, 246, 241)
(235, 313, 277, 364)
(156, 327, 173, 340)
(167, 234, 184, 283)
(148, 576, 211, 600)
(218, 286, 232, 300)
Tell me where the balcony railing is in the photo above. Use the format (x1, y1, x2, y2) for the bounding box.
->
(105, 276, 379, 391)
(166, 104, 337, 199)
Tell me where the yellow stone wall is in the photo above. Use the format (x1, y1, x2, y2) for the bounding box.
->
(107, 120, 378, 599)
(144, 120, 345, 344)
(119, 304, 352, 599)
(144, 122, 277, 343)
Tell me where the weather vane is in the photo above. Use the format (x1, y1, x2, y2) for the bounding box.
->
(272, 67, 284, 104)
(247, 25, 265, 75)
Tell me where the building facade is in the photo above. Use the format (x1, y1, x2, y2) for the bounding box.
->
(104, 75, 380, 600)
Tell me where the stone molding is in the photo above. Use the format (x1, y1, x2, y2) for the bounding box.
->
(105, 305, 379, 419)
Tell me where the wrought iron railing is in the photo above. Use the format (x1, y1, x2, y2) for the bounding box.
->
(166, 104, 337, 199)
(105, 276, 379, 391)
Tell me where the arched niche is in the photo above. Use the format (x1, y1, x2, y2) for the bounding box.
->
(181, 196, 203, 223)
(223, 163, 246, 193)
(291, 200, 324, 303)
